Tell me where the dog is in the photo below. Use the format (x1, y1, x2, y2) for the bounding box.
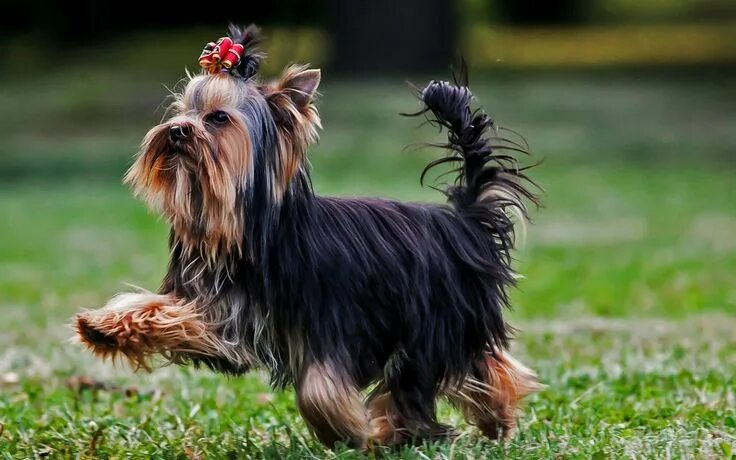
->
(74, 24, 541, 448)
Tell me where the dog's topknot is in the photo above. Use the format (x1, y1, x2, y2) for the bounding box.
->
(227, 24, 263, 80)
(198, 24, 263, 79)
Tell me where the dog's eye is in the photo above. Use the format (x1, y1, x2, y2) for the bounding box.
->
(206, 111, 230, 126)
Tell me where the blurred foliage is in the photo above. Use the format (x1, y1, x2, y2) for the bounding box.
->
(464, 0, 736, 24)
(468, 22, 736, 68)
(3, 1, 736, 75)
(2, 27, 328, 80)
(2, 22, 733, 84)
(600, 0, 736, 23)
(0, 58, 734, 180)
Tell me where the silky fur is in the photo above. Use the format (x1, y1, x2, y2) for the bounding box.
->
(75, 26, 541, 449)
(75, 292, 251, 371)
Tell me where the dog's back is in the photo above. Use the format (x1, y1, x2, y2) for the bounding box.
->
(257, 69, 541, 445)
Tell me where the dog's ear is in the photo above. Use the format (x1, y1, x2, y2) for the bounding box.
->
(272, 66, 321, 110)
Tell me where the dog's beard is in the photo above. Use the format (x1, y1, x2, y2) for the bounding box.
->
(125, 121, 251, 261)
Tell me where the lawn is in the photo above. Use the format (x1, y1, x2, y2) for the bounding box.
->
(0, 65, 735, 458)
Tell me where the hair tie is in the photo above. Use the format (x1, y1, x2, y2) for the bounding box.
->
(199, 37, 245, 75)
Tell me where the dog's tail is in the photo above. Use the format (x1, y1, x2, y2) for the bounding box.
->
(410, 64, 540, 248)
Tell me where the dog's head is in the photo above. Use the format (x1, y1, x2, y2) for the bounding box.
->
(125, 25, 321, 260)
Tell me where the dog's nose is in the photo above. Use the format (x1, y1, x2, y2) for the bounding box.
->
(169, 125, 190, 142)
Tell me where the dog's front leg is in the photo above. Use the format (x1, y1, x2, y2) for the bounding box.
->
(74, 292, 226, 370)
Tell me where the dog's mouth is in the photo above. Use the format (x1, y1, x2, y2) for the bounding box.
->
(168, 140, 191, 155)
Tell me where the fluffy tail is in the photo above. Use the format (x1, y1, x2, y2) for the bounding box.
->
(411, 66, 540, 249)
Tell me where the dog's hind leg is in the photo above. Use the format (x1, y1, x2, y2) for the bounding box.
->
(447, 350, 541, 439)
(377, 352, 455, 444)
(296, 360, 371, 448)
(366, 386, 407, 446)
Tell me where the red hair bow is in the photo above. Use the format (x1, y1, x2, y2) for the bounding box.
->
(199, 37, 245, 74)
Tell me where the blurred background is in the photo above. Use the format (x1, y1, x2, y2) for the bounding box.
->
(0, 0, 733, 315)
(0, 1, 735, 457)
(1, 0, 735, 176)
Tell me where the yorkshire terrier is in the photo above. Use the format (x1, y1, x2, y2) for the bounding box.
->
(74, 24, 541, 448)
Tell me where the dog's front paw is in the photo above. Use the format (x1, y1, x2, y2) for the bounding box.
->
(74, 292, 205, 370)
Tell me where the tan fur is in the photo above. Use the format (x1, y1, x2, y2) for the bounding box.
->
(125, 75, 257, 262)
(74, 292, 253, 371)
(367, 392, 408, 446)
(126, 69, 322, 258)
(296, 362, 371, 448)
(446, 350, 541, 439)
(264, 65, 322, 201)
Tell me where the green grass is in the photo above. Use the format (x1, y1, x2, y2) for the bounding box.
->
(0, 64, 735, 458)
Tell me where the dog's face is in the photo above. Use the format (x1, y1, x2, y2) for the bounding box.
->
(125, 67, 321, 258)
